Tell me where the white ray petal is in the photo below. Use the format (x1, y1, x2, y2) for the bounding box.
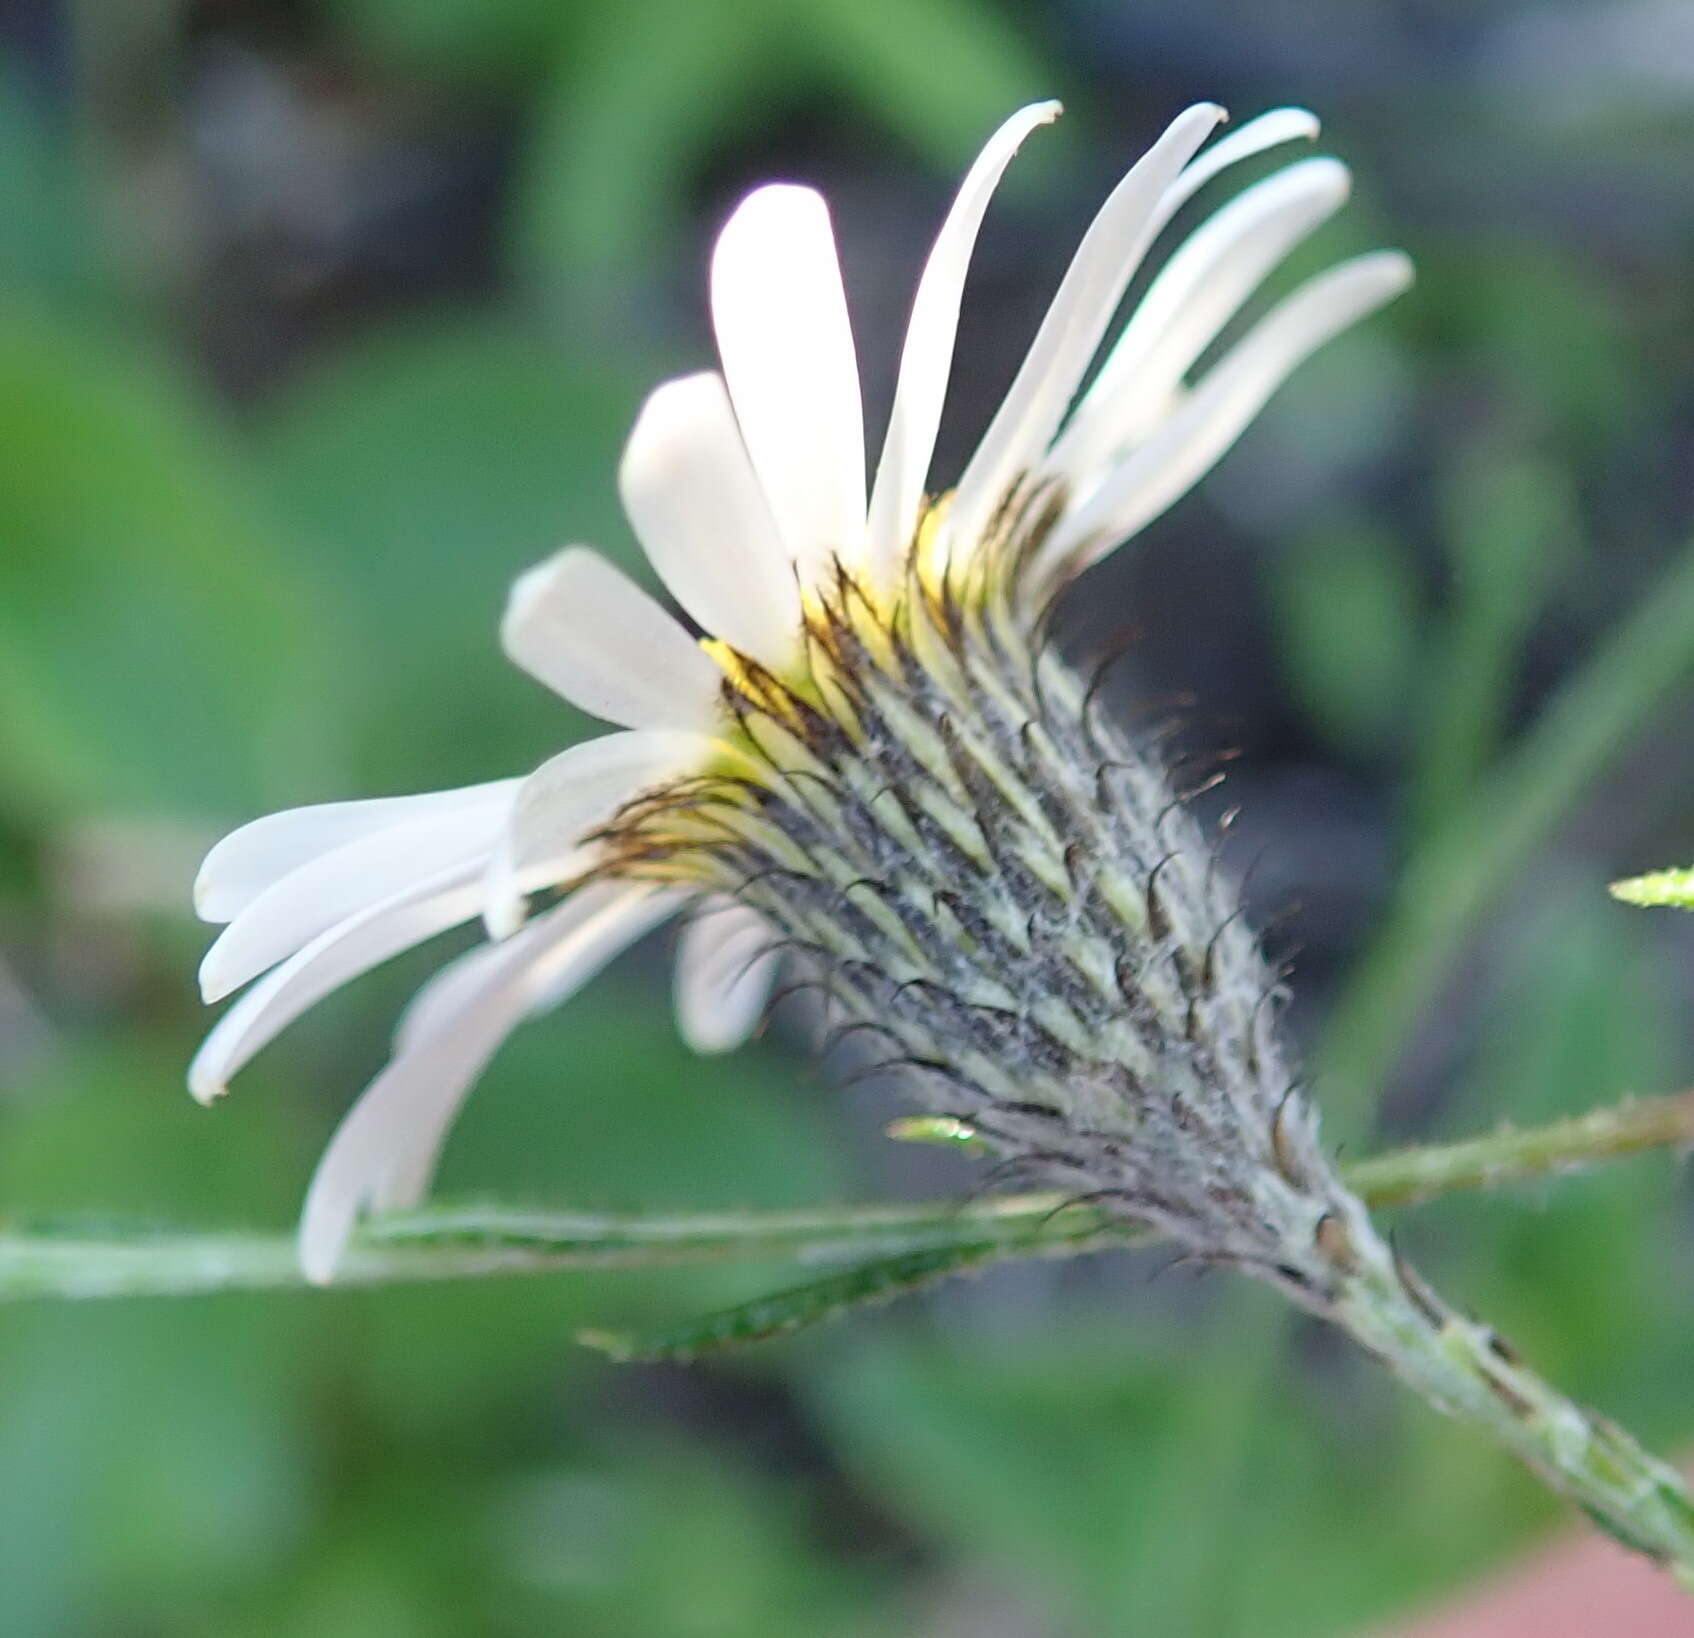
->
(863, 100, 1062, 582)
(618, 373, 801, 667)
(195, 779, 518, 924)
(945, 103, 1224, 564)
(484, 728, 713, 939)
(188, 869, 483, 1105)
(1051, 157, 1352, 482)
(501, 546, 723, 731)
(298, 883, 681, 1284)
(674, 897, 781, 1054)
(1039, 251, 1414, 577)
(711, 184, 865, 582)
(200, 796, 515, 1002)
(1148, 107, 1321, 236)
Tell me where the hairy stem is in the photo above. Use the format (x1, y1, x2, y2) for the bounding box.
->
(1, 1088, 1690, 1301)
(1331, 1224, 1694, 1587)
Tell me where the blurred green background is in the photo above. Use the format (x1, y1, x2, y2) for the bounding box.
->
(3, 1, 1694, 1633)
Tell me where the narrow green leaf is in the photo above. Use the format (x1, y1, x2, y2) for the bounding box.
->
(1267, 515, 1422, 759)
(803, 0, 1064, 166)
(0, 315, 336, 816)
(513, 0, 769, 296)
(1321, 531, 1694, 1126)
(577, 1243, 1008, 1362)
(1610, 867, 1694, 910)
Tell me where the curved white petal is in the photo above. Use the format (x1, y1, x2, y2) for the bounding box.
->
(195, 779, 518, 924)
(1040, 251, 1414, 577)
(200, 796, 515, 1002)
(1051, 157, 1352, 483)
(863, 101, 1062, 582)
(485, 728, 713, 938)
(945, 103, 1224, 565)
(298, 883, 680, 1284)
(618, 373, 801, 667)
(501, 546, 723, 731)
(188, 869, 484, 1105)
(711, 184, 865, 583)
(674, 897, 782, 1054)
(1148, 107, 1321, 236)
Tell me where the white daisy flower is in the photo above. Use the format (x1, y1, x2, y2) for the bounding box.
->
(193, 100, 1410, 1284)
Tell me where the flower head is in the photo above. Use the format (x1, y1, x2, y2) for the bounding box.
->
(192, 101, 1410, 1283)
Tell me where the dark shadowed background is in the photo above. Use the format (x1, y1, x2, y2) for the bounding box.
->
(2, 1, 1694, 1634)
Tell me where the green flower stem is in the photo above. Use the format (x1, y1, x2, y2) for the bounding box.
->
(1, 1088, 1690, 1302)
(1336, 1236, 1694, 1587)
(1343, 1089, 1694, 1207)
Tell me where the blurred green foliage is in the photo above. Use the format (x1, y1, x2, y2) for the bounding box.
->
(3, 2, 1694, 1635)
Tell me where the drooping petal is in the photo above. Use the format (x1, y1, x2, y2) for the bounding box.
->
(298, 883, 681, 1283)
(945, 103, 1224, 564)
(484, 728, 713, 938)
(1050, 157, 1352, 483)
(1147, 107, 1321, 236)
(674, 897, 781, 1054)
(618, 372, 801, 667)
(501, 546, 723, 731)
(710, 185, 865, 582)
(1039, 251, 1414, 577)
(194, 779, 519, 924)
(199, 796, 515, 1002)
(188, 869, 484, 1104)
(862, 101, 1062, 582)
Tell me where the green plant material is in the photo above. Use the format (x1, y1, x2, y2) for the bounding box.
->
(0, 64, 95, 311)
(1611, 867, 1694, 910)
(514, 0, 773, 297)
(0, 315, 335, 817)
(1409, 450, 1579, 836)
(1268, 514, 1423, 758)
(320, 0, 575, 69)
(4, 1087, 1690, 1305)
(578, 1244, 1010, 1363)
(1320, 530, 1694, 1121)
(1219, 887, 1691, 1635)
(255, 317, 651, 789)
(884, 1115, 990, 1154)
(798, 0, 1059, 164)
(332, 0, 1060, 296)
